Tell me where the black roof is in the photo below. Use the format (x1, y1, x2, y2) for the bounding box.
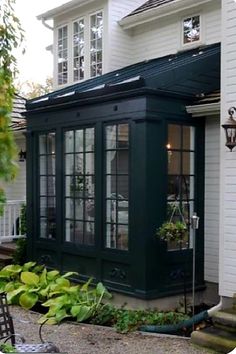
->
(27, 43, 220, 111)
(124, 0, 175, 18)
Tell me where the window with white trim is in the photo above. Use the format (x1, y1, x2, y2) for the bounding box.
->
(90, 11, 103, 78)
(57, 25, 68, 85)
(73, 18, 85, 82)
(183, 15, 200, 45)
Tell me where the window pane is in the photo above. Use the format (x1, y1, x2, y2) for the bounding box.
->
(39, 135, 47, 154)
(183, 16, 200, 44)
(118, 200, 128, 224)
(168, 125, 181, 150)
(40, 177, 47, 195)
(75, 154, 84, 174)
(85, 128, 94, 151)
(117, 150, 128, 174)
(65, 155, 74, 174)
(117, 176, 129, 199)
(106, 224, 116, 248)
(106, 125, 116, 149)
(85, 153, 94, 174)
(85, 199, 95, 221)
(168, 151, 181, 175)
(106, 199, 117, 223)
(106, 175, 116, 198)
(65, 198, 74, 219)
(75, 130, 83, 152)
(65, 220, 73, 242)
(74, 221, 84, 243)
(75, 199, 84, 220)
(40, 156, 47, 175)
(40, 218, 47, 238)
(65, 131, 74, 153)
(182, 152, 195, 175)
(47, 155, 55, 175)
(106, 151, 116, 174)
(85, 175, 95, 196)
(48, 176, 55, 196)
(84, 222, 95, 245)
(117, 225, 128, 251)
(40, 197, 47, 217)
(118, 124, 129, 148)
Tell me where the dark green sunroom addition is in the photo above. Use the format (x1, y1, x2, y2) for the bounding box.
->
(25, 43, 220, 299)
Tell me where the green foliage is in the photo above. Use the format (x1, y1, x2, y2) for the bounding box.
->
(156, 221, 187, 243)
(12, 237, 27, 265)
(0, 0, 24, 214)
(0, 262, 111, 325)
(92, 305, 189, 333)
(0, 343, 16, 352)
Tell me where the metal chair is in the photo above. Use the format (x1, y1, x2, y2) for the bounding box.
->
(0, 293, 60, 353)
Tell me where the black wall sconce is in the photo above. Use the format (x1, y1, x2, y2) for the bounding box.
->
(18, 149, 26, 162)
(222, 107, 236, 151)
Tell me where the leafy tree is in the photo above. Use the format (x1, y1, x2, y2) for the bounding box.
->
(0, 0, 23, 214)
(16, 77, 53, 99)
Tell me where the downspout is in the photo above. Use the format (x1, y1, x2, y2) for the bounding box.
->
(139, 298, 223, 334)
(41, 18, 53, 31)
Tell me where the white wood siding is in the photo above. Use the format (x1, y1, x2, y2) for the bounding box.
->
(220, 0, 236, 298)
(131, 1, 221, 63)
(205, 116, 220, 283)
(4, 134, 26, 201)
(107, 0, 144, 71)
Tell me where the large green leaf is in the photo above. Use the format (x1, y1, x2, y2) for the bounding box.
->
(55, 277, 70, 288)
(47, 270, 59, 280)
(19, 292, 38, 309)
(21, 272, 39, 286)
(22, 262, 36, 271)
(2, 265, 22, 274)
(55, 308, 70, 322)
(71, 305, 93, 322)
(7, 286, 26, 303)
(62, 271, 78, 278)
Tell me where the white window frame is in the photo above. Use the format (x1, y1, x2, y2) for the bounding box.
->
(89, 10, 104, 78)
(56, 24, 69, 86)
(72, 17, 85, 82)
(181, 13, 204, 49)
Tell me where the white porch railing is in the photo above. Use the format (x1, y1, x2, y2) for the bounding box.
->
(0, 200, 26, 243)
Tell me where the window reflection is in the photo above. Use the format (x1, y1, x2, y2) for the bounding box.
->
(105, 123, 129, 251)
(167, 125, 195, 250)
(64, 127, 95, 246)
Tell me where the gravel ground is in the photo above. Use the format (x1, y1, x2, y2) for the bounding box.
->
(9, 306, 218, 354)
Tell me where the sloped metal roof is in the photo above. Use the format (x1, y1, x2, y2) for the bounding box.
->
(28, 43, 220, 110)
(124, 0, 175, 18)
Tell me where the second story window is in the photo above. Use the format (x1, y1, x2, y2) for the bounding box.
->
(90, 11, 103, 78)
(57, 25, 68, 85)
(183, 15, 200, 45)
(73, 19, 85, 81)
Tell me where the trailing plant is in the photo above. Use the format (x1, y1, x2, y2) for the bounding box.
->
(0, 262, 111, 325)
(0, 0, 24, 215)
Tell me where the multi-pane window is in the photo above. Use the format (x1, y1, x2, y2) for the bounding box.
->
(167, 125, 195, 250)
(105, 124, 129, 251)
(64, 128, 95, 246)
(183, 16, 200, 45)
(73, 19, 85, 82)
(57, 25, 68, 85)
(39, 133, 56, 239)
(90, 11, 103, 78)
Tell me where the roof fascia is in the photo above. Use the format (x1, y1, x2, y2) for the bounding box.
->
(186, 102, 220, 117)
(119, 0, 216, 30)
(37, 0, 97, 21)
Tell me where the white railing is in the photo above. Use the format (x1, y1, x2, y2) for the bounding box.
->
(0, 200, 26, 243)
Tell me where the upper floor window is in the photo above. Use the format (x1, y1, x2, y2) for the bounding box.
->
(183, 15, 200, 45)
(73, 19, 85, 81)
(90, 11, 103, 78)
(57, 25, 68, 85)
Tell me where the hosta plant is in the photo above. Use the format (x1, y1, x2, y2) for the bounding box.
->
(0, 262, 111, 324)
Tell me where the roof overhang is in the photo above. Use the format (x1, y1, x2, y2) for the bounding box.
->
(186, 102, 220, 117)
(37, 0, 97, 21)
(119, 0, 217, 30)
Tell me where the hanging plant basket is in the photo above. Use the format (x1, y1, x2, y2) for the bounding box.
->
(156, 203, 188, 244)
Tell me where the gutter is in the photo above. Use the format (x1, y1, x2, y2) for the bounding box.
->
(119, 0, 217, 30)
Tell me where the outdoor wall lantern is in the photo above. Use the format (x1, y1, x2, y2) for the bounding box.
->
(18, 149, 26, 162)
(222, 107, 236, 151)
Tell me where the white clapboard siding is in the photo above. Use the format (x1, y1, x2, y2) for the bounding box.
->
(107, 0, 145, 71)
(131, 1, 221, 63)
(205, 116, 220, 283)
(4, 134, 26, 202)
(220, 0, 236, 298)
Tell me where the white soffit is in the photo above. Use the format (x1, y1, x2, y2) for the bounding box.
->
(37, 0, 97, 21)
(186, 102, 220, 117)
